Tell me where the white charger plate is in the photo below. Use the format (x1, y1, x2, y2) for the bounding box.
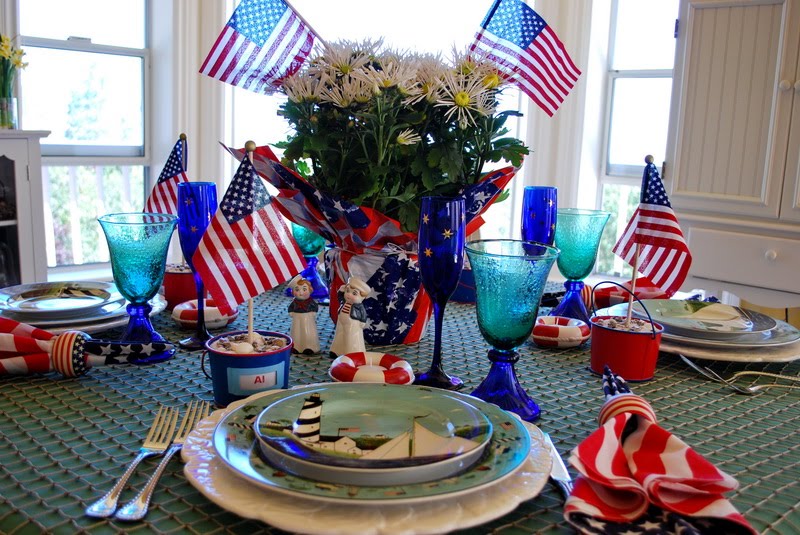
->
(183, 389, 551, 535)
(0, 281, 123, 317)
(42, 295, 167, 335)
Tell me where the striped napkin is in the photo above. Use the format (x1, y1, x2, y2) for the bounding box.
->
(564, 367, 756, 534)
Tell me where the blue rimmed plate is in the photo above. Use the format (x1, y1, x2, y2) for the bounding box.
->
(212, 383, 531, 505)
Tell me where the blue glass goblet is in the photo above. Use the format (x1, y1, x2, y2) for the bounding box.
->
(521, 186, 558, 245)
(466, 239, 559, 422)
(414, 196, 466, 390)
(98, 213, 178, 363)
(177, 182, 218, 349)
(549, 208, 610, 324)
(284, 222, 329, 304)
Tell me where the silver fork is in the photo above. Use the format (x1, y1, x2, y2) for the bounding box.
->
(85, 405, 178, 518)
(115, 400, 211, 521)
(680, 354, 800, 395)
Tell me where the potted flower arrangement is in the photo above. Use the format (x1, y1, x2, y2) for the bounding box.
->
(0, 35, 27, 129)
(228, 39, 529, 345)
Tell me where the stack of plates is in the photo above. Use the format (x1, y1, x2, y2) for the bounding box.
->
(600, 299, 800, 362)
(0, 281, 166, 334)
(182, 384, 552, 534)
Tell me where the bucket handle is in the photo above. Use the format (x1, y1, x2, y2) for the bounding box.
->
(590, 280, 659, 340)
(200, 350, 212, 380)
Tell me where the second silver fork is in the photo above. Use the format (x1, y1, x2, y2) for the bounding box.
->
(115, 400, 211, 521)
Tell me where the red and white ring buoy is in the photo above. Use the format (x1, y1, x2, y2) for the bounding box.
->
(172, 299, 238, 330)
(329, 352, 415, 385)
(531, 316, 591, 348)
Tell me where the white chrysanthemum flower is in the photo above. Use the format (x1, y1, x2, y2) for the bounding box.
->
(403, 53, 446, 105)
(436, 70, 493, 128)
(282, 72, 327, 103)
(354, 57, 418, 96)
(309, 38, 379, 79)
(320, 75, 371, 108)
(396, 128, 422, 146)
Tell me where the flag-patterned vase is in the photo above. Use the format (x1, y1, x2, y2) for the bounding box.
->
(325, 247, 432, 346)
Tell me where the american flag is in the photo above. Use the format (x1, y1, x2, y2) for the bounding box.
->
(192, 155, 305, 317)
(199, 0, 318, 94)
(471, 0, 581, 117)
(144, 136, 189, 215)
(612, 160, 692, 297)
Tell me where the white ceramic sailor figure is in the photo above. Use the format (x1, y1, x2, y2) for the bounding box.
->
(329, 276, 371, 359)
(288, 277, 320, 355)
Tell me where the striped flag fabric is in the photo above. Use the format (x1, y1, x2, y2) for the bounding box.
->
(564, 371, 757, 534)
(192, 155, 305, 316)
(612, 159, 692, 297)
(144, 136, 189, 215)
(199, 0, 318, 94)
(471, 0, 581, 117)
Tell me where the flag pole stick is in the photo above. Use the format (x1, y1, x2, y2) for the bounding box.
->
(283, 0, 329, 48)
(245, 140, 257, 345)
(625, 243, 640, 328)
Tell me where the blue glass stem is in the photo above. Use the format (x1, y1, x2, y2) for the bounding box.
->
(415, 301, 462, 389)
(549, 280, 591, 324)
(471, 349, 540, 422)
(193, 271, 211, 341)
(122, 302, 175, 364)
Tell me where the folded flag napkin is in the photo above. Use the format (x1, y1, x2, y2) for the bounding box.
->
(0, 317, 173, 377)
(564, 366, 756, 534)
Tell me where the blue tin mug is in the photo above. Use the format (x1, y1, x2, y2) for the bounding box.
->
(202, 330, 293, 406)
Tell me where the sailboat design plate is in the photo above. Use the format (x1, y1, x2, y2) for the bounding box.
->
(253, 385, 493, 485)
(212, 383, 531, 503)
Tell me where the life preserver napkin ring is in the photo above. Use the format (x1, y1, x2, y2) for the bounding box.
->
(329, 352, 414, 385)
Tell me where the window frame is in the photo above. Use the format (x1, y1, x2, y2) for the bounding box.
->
(14, 1, 152, 277)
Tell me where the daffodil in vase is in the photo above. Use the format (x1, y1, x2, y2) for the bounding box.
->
(0, 35, 26, 129)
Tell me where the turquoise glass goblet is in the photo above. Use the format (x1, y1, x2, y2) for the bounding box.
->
(549, 208, 610, 324)
(284, 222, 329, 304)
(98, 213, 178, 363)
(466, 239, 559, 422)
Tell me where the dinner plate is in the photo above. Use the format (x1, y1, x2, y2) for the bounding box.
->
(253, 384, 493, 486)
(600, 304, 800, 348)
(41, 295, 167, 335)
(0, 281, 123, 317)
(1, 298, 129, 327)
(184, 390, 551, 535)
(212, 384, 532, 505)
(631, 299, 777, 338)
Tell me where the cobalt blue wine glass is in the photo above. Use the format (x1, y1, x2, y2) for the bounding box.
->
(466, 239, 559, 422)
(98, 212, 178, 363)
(414, 196, 466, 390)
(521, 186, 557, 245)
(177, 182, 218, 350)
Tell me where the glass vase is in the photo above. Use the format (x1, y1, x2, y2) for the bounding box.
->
(0, 97, 18, 130)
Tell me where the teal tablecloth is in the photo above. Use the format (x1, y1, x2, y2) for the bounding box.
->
(1, 286, 799, 534)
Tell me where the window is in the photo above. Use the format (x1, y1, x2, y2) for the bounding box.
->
(18, 0, 148, 271)
(224, 0, 526, 239)
(595, 0, 679, 277)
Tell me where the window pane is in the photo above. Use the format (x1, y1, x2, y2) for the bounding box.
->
(612, 0, 679, 70)
(607, 77, 671, 170)
(21, 47, 144, 150)
(43, 166, 145, 267)
(20, 0, 145, 48)
(595, 183, 638, 278)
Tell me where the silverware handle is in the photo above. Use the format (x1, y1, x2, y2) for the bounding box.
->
(734, 370, 800, 383)
(84, 449, 155, 518)
(554, 479, 574, 500)
(115, 444, 181, 522)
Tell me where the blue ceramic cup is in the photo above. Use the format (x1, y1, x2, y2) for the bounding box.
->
(202, 330, 293, 407)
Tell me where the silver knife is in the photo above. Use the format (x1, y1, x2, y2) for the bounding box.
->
(543, 432, 573, 500)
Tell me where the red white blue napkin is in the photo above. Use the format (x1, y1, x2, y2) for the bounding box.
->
(564, 368, 756, 534)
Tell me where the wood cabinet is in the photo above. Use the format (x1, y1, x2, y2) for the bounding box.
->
(666, 0, 800, 306)
(0, 131, 49, 287)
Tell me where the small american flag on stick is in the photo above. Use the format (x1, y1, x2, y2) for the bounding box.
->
(199, 0, 320, 94)
(612, 156, 692, 297)
(144, 135, 189, 215)
(471, 0, 581, 117)
(192, 151, 305, 316)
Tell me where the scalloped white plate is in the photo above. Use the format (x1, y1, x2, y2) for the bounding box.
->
(183, 389, 550, 535)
